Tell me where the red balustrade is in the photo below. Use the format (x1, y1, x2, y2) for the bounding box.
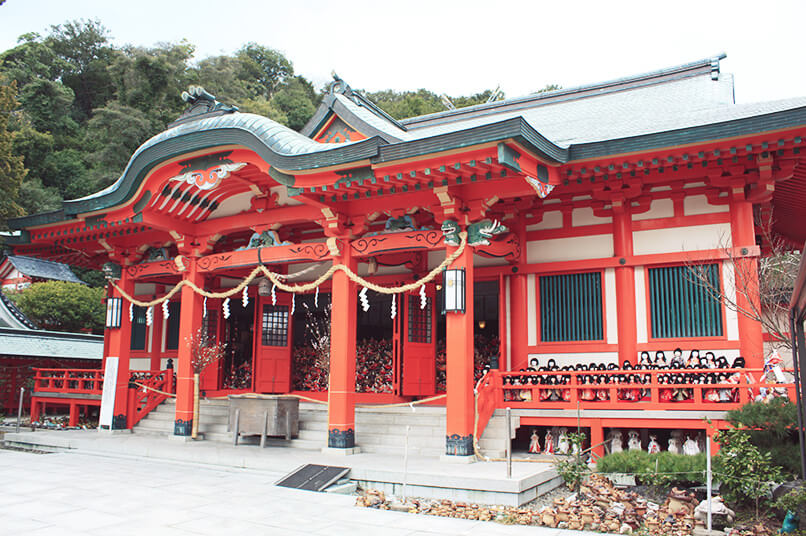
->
(496, 367, 794, 412)
(128, 370, 175, 428)
(33, 368, 104, 395)
(474, 371, 501, 445)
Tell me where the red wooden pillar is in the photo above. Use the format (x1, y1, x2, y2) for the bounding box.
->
(174, 257, 204, 436)
(108, 272, 134, 429)
(327, 244, 358, 450)
(613, 205, 637, 366)
(509, 274, 528, 371)
(445, 243, 475, 457)
(730, 198, 763, 368)
(590, 420, 605, 459)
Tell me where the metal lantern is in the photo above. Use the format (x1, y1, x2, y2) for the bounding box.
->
(442, 268, 465, 313)
(258, 277, 271, 296)
(106, 297, 122, 328)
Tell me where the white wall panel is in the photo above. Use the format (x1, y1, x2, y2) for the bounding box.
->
(632, 198, 674, 221)
(635, 267, 648, 344)
(526, 274, 536, 346)
(722, 260, 740, 341)
(526, 235, 614, 263)
(604, 268, 618, 344)
(684, 194, 729, 215)
(527, 210, 563, 230)
(632, 223, 731, 255)
(130, 358, 150, 371)
(572, 207, 612, 226)
(505, 277, 511, 371)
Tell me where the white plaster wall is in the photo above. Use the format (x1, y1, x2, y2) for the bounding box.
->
(684, 194, 729, 216)
(722, 260, 740, 341)
(632, 198, 674, 221)
(526, 235, 614, 263)
(134, 283, 156, 295)
(208, 191, 253, 219)
(427, 251, 445, 270)
(527, 352, 618, 367)
(632, 223, 732, 255)
(472, 253, 508, 267)
(505, 277, 512, 371)
(634, 267, 648, 344)
(572, 207, 612, 226)
(130, 358, 150, 371)
(527, 210, 563, 231)
(604, 268, 618, 344)
(526, 274, 537, 346)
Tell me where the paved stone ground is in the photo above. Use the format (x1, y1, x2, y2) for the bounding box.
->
(0, 449, 603, 536)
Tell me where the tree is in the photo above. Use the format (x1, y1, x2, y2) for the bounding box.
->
(11, 281, 105, 333)
(686, 213, 801, 351)
(236, 43, 293, 98)
(0, 76, 25, 229)
(535, 83, 562, 94)
(271, 75, 317, 131)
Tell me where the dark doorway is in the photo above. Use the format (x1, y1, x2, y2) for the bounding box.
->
(222, 299, 254, 390)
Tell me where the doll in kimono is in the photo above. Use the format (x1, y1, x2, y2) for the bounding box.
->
(686, 349, 700, 369)
(671, 347, 685, 369)
(557, 428, 570, 455)
(544, 428, 555, 454)
(528, 429, 541, 453)
(647, 435, 661, 454)
(659, 375, 674, 403)
(595, 374, 610, 401)
(704, 373, 720, 402)
(654, 351, 668, 368)
(639, 351, 652, 368)
(627, 430, 642, 451)
(580, 375, 596, 401)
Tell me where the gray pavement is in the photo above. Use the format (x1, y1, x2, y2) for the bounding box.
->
(0, 448, 602, 535)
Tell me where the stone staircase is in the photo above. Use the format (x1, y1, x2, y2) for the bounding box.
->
(134, 399, 516, 457)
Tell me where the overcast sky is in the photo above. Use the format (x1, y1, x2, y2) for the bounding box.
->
(2, 0, 804, 104)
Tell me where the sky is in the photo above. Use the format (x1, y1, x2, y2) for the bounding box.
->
(1, 0, 805, 104)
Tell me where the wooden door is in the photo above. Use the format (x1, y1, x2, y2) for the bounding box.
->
(253, 293, 293, 393)
(401, 286, 436, 396)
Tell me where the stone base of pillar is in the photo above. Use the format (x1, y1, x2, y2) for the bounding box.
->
(439, 454, 476, 464)
(111, 414, 128, 430)
(445, 433, 474, 456)
(97, 428, 132, 435)
(321, 446, 362, 456)
(327, 428, 355, 449)
(174, 419, 193, 436)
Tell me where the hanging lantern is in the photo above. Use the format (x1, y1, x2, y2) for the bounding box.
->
(106, 297, 122, 328)
(442, 268, 466, 313)
(258, 277, 271, 296)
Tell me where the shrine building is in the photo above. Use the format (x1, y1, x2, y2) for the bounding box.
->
(8, 54, 805, 458)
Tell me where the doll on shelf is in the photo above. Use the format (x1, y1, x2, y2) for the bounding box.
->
(647, 435, 661, 454)
(639, 351, 652, 367)
(580, 375, 596, 401)
(671, 347, 684, 369)
(544, 428, 555, 454)
(686, 349, 700, 369)
(704, 374, 720, 402)
(658, 375, 674, 403)
(595, 375, 610, 401)
(528, 429, 541, 453)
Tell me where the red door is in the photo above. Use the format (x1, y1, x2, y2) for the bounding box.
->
(253, 293, 293, 393)
(401, 286, 436, 396)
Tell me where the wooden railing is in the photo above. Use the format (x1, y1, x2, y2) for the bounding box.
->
(497, 367, 794, 411)
(128, 370, 174, 428)
(33, 368, 103, 395)
(475, 371, 501, 444)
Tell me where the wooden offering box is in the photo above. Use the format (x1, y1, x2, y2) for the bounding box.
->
(227, 395, 299, 446)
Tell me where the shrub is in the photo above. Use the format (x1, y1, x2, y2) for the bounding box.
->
(553, 432, 589, 490)
(726, 399, 800, 479)
(715, 427, 784, 518)
(597, 450, 708, 487)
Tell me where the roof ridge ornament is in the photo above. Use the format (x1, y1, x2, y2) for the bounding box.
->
(328, 71, 361, 105)
(170, 86, 239, 127)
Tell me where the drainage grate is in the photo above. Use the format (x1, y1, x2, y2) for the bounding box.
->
(275, 464, 350, 492)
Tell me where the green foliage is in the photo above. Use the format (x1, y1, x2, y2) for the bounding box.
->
(271, 75, 317, 131)
(0, 76, 25, 229)
(554, 432, 588, 490)
(726, 400, 800, 478)
(70, 267, 106, 288)
(774, 486, 806, 514)
(11, 281, 105, 333)
(597, 450, 708, 487)
(535, 83, 562, 94)
(726, 398, 797, 440)
(715, 427, 784, 516)
(236, 42, 294, 98)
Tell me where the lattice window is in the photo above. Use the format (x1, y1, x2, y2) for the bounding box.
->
(262, 305, 289, 346)
(202, 309, 218, 347)
(648, 264, 723, 338)
(165, 302, 181, 350)
(539, 272, 603, 342)
(408, 297, 432, 343)
(130, 306, 147, 350)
